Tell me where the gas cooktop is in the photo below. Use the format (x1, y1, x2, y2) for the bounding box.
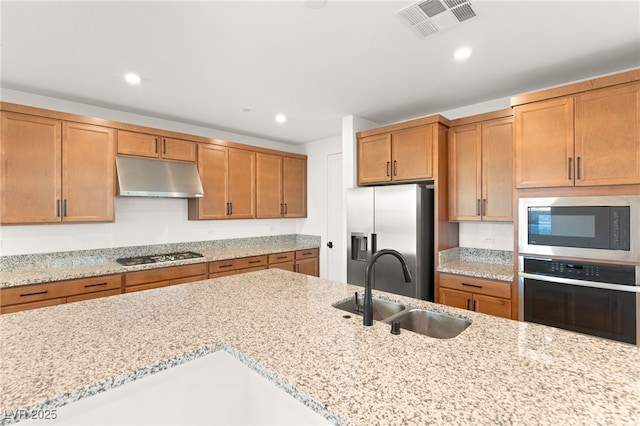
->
(116, 251, 204, 266)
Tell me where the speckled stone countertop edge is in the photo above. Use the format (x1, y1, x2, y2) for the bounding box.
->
(0, 235, 321, 288)
(0, 341, 345, 426)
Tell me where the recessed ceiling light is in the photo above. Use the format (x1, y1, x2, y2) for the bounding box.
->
(275, 114, 287, 123)
(454, 47, 472, 61)
(124, 73, 141, 85)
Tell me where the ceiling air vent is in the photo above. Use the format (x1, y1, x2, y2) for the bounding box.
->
(395, 0, 478, 39)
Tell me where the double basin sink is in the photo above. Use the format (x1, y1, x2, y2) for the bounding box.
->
(333, 294, 471, 339)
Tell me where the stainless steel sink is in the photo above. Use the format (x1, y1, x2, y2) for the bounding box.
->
(388, 309, 471, 339)
(333, 294, 406, 321)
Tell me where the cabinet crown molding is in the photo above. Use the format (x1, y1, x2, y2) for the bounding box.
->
(510, 68, 640, 107)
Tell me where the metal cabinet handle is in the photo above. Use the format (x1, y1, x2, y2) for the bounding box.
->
(386, 161, 390, 177)
(462, 282, 482, 289)
(568, 157, 572, 180)
(482, 199, 486, 217)
(229, 202, 233, 215)
(576, 156, 581, 180)
(476, 199, 481, 216)
(56, 200, 61, 218)
(162, 138, 167, 154)
(473, 300, 477, 311)
(155, 137, 159, 153)
(393, 160, 397, 176)
(20, 290, 48, 297)
(63, 200, 67, 217)
(84, 282, 107, 288)
(284, 204, 288, 215)
(466, 299, 470, 310)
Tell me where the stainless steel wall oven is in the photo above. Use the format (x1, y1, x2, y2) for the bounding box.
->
(518, 195, 640, 345)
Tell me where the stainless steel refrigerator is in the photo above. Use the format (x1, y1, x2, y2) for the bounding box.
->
(346, 184, 434, 301)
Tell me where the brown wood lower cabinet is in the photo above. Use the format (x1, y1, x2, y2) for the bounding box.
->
(438, 273, 512, 319)
(124, 264, 207, 293)
(209, 255, 268, 278)
(0, 274, 122, 314)
(267, 249, 319, 277)
(2, 247, 320, 314)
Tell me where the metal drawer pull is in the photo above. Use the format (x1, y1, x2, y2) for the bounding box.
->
(248, 260, 261, 264)
(466, 299, 470, 310)
(462, 283, 482, 289)
(303, 251, 312, 255)
(276, 256, 288, 260)
(473, 300, 477, 311)
(20, 290, 48, 297)
(219, 264, 234, 268)
(84, 282, 107, 288)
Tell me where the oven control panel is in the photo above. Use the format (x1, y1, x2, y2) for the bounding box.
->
(523, 257, 636, 285)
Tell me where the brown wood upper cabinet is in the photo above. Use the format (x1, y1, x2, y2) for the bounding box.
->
(449, 113, 513, 221)
(514, 81, 640, 188)
(189, 145, 255, 220)
(256, 153, 307, 218)
(1, 112, 115, 224)
(117, 130, 196, 163)
(357, 124, 433, 185)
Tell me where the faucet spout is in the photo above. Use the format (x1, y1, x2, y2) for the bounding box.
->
(363, 249, 412, 326)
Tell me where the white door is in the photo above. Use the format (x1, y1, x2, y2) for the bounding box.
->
(326, 153, 345, 282)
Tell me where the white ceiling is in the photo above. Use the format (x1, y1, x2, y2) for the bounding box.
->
(2, 1, 639, 145)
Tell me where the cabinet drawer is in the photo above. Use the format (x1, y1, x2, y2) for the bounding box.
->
(439, 273, 511, 299)
(61, 274, 122, 296)
(296, 248, 318, 260)
(268, 252, 295, 264)
(1, 282, 70, 306)
(209, 255, 267, 274)
(125, 263, 207, 287)
(125, 281, 172, 293)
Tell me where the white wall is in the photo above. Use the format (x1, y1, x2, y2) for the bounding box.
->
(0, 90, 303, 256)
(296, 135, 342, 279)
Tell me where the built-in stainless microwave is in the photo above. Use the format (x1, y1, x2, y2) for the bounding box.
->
(519, 195, 640, 263)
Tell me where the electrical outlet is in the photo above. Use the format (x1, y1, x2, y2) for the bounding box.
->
(482, 235, 495, 244)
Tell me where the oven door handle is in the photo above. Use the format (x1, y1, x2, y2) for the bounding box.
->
(519, 272, 640, 293)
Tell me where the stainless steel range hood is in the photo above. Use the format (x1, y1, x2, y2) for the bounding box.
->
(115, 156, 204, 198)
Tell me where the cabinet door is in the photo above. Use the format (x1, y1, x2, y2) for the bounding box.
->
(1, 112, 61, 223)
(228, 148, 256, 218)
(295, 257, 319, 277)
(161, 137, 197, 163)
(269, 261, 295, 272)
(358, 133, 392, 184)
(514, 97, 574, 188)
(481, 118, 513, 221)
(117, 130, 159, 158)
(438, 287, 471, 310)
(256, 153, 283, 218)
(62, 122, 115, 222)
(392, 125, 433, 181)
(283, 157, 306, 218)
(575, 82, 640, 186)
(473, 294, 512, 319)
(449, 124, 481, 221)
(191, 144, 228, 219)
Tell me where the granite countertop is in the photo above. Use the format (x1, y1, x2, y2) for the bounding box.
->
(0, 235, 320, 288)
(437, 247, 514, 282)
(1, 269, 639, 425)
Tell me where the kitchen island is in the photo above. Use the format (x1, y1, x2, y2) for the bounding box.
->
(1, 269, 639, 425)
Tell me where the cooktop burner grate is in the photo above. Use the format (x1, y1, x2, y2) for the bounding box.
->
(116, 251, 204, 266)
